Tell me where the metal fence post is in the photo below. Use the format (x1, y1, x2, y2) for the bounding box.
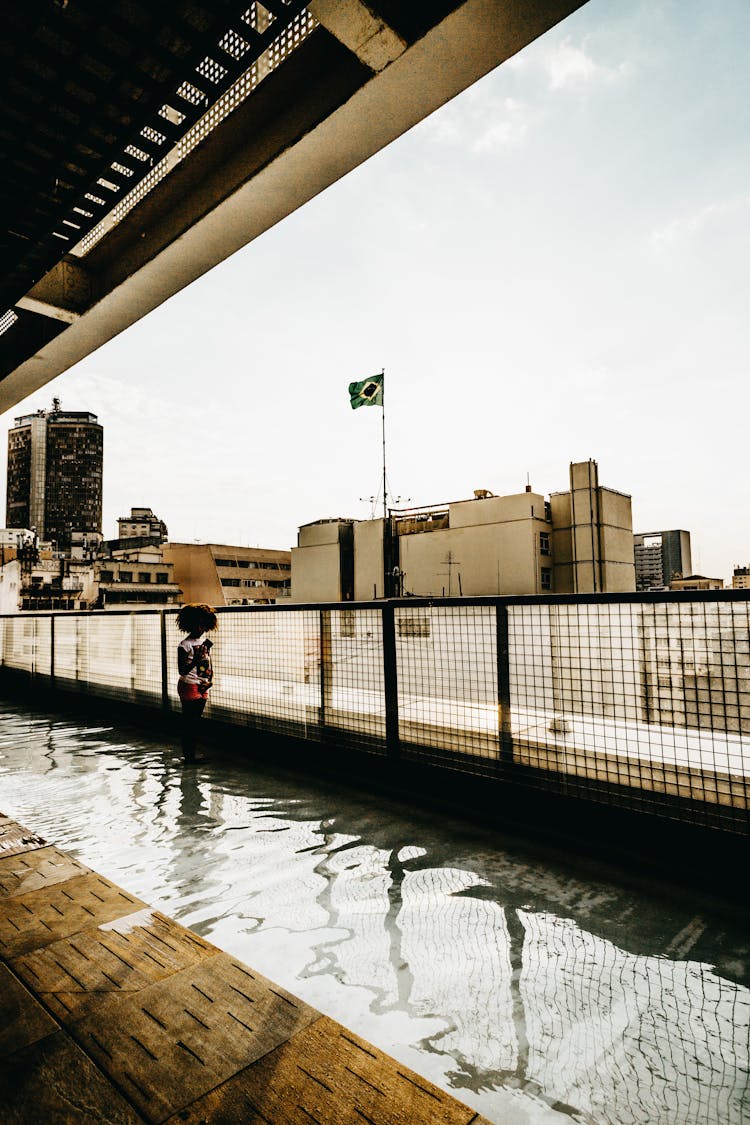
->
(160, 611, 169, 711)
(382, 602, 400, 760)
(319, 609, 333, 729)
(496, 602, 513, 769)
(50, 614, 55, 690)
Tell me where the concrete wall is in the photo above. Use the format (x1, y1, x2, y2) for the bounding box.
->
(0, 560, 21, 613)
(449, 492, 546, 528)
(599, 489, 636, 593)
(551, 464, 634, 594)
(399, 516, 547, 597)
(550, 492, 574, 592)
(292, 520, 354, 603)
(291, 542, 343, 602)
(354, 519, 385, 600)
(297, 521, 345, 547)
(161, 544, 223, 606)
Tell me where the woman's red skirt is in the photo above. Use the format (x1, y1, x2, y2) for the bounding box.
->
(178, 681, 208, 703)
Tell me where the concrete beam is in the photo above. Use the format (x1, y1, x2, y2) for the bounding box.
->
(15, 260, 95, 325)
(308, 0, 406, 71)
(0, 0, 588, 411)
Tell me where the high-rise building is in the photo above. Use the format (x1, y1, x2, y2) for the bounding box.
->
(633, 530, 692, 591)
(6, 400, 103, 549)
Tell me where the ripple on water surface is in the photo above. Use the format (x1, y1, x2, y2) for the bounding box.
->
(0, 702, 748, 1125)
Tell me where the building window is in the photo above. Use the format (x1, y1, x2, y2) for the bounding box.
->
(156, 572, 168, 584)
(398, 615, 431, 638)
(222, 577, 240, 586)
(119, 571, 132, 582)
(540, 532, 551, 556)
(138, 572, 151, 583)
(339, 610, 356, 638)
(541, 567, 552, 590)
(100, 570, 114, 582)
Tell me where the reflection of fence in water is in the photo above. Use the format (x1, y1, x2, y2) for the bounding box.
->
(283, 837, 749, 1125)
(519, 911, 749, 1125)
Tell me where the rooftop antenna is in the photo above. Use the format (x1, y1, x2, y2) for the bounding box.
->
(440, 550, 461, 597)
(52, 396, 61, 413)
(360, 495, 378, 519)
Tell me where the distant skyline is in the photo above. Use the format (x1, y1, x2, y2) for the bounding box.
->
(1, 0, 748, 580)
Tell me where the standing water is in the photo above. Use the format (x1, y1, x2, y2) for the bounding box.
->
(0, 700, 748, 1124)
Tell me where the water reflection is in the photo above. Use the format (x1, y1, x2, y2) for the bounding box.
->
(0, 700, 747, 1125)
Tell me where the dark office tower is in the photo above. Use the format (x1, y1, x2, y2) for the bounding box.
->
(6, 402, 103, 548)
(633, 530, 692, 591)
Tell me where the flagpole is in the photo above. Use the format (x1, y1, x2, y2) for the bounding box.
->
(381, 368, 387, 520)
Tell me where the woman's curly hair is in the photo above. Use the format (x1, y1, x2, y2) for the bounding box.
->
(176, 603, 218, 635)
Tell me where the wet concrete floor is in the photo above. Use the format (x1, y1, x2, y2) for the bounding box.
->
(0, 699, 748, 1125)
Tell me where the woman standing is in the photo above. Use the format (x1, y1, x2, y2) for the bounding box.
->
(176, 603, 218, 763)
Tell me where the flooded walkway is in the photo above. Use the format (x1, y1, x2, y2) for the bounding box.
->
(0, 814, 488, 1124)
(0, 699, 748, 1124)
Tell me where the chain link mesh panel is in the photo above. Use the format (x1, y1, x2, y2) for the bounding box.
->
(168, 607, 322, 739)
(508, 601, 749, 828)
(324, 608, 387, 751)
(395, 604, 499, 765)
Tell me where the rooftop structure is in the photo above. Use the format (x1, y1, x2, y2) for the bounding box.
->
(670, 574, 724, 591)
(117, 507, 168, 544)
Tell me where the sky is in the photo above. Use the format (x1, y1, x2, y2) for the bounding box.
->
(2, 0, 748, 580)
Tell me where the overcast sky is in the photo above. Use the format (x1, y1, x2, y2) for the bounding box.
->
(2, 0, 748, 580)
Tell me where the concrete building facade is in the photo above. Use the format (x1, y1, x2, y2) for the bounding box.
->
(551, 461, 635, 594)
(670, 574, 724, 591)
(732, 566, 750, 590)
(117, 507, 168, 543)
(291, 461, 635, 602)
(634, 530, 692, 591)
(85, 545, 181, 609)
(290, 522, 355, 603)
(6, 401, 103, 549)
(162, 543, 292, 606)
(3, 541, 181, 612)
(0, 559, 21, 614)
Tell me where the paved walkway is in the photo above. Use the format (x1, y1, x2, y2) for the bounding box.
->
(0, 812, 491, 1124)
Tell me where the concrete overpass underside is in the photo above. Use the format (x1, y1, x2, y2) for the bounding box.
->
(0, 0, 587, 411)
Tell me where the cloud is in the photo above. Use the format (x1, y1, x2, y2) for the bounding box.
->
(419, 32, 628, 156)
(420, 90, 534, 154)
(650, 196, 750, 247)
(472, 97, 531, 153)
(507, 34, 629, 90)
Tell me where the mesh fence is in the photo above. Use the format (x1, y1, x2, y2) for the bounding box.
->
(1, 595, 748, 833)
(396, 603, 499, 764)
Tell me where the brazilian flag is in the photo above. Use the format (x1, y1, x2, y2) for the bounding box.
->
(349, 374, 383, 409)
